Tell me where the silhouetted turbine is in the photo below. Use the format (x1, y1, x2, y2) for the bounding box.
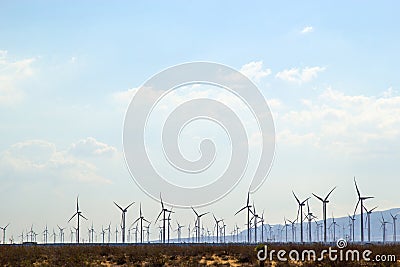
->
(68, 196, 87, 243)
(312, 186, 336, 243)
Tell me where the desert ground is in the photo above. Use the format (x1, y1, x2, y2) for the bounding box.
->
(0, 243, 399, 266)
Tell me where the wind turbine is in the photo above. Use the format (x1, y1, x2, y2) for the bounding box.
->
(312, 186, 336, 243)
(283, 218, 289, 243)
(68, 196, 87, 243)
(155, 194, 172, 243)
(390, 213, 399, 242)
(292, 191, 310, 243)
(287, 218, 297, 242)
(364, 206, 377, 242)
(305, 200, 317, 242)
(43, 225, 49, 244)
(348, 214, 355, 242)
(175, 221, 184, 243)
(132, 203, 150, 243)
(353, 177, 374, 243)
(191, 207, 209, 243)
(89, 222, 95, 243)
(380, 213, 390, 243)
(329, 214, 340, 241)
(0, 223, 9, 244)
(144, 222, 151, 243)
(51, 228, 57, 243)
(57, 225, 65, 243)
(212, 214, 223, 243)
(234, 191, 253, 243)
(115, 225, 119, 243)
(260, 211, 265, 243)
(251, 203, 259, 243)
(113, 201, 134, 243)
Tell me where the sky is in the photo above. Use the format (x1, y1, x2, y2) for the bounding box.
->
(1, 1, 400, 243)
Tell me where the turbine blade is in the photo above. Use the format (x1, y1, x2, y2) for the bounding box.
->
(113, 201, 124, 211)
(292, 191, 301, 204)
(354, 177, 361, 198)
(191, 207, 199, 217)
(353, 199, 360, 216)
(125, 202, 135, 210)
(68, 212, 78, 222)
(312, 193, 324, 202)
(131, 218, 140, 226)
(235, 206, 247, 216)
(325, 186, 336, 201)
(80, 214, 88, 220)
(155, 210, 163, 223)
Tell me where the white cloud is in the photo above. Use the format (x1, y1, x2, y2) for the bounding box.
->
(0, 139, 113, 184)
(69, 137, 117, 157)
(275, 66, 325, 84)
(278, 87, 400, 156)
(0, 50, 35, 106)
(112, 87, 138, 108)
(240, 61, 271, 82)
(301, 26, 314, 34)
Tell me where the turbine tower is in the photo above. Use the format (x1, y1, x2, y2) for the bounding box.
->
(292, 191, 310, 243)
(380, 213, 390, 243)
(312, 186, 336, 242)
(0, 223, 10, 244)
(191, 207, 209, 243)
(68, 196, 87, 243)
(235, 191, 253, 243)
(213, 214, 223, 243)
(364, 206, 377, 242)
(348, 214, 355, 242)
(155, 194, 172, 243)
(390, 212, 398, 242)
(353, 177, 374, 243)
(113, 201, 134, 243)
(132, 203, 150, 243)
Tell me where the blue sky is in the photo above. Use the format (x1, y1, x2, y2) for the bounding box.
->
(1, 1, 400, 242)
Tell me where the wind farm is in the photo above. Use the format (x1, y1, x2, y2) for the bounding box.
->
(0, 179, 398, 246)
(0, 179, 399, 266)
(1, 1, 400, 266)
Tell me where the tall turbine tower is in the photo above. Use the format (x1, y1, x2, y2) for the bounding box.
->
(114, 201, 134, 243)
(353, 177, 374, 243)
(292, 191, 310, 243)
(68, 196, 87, 243)
(235, 191, 253, 243)
(364, 206, 377, 242)
(312, 186, 336, 243)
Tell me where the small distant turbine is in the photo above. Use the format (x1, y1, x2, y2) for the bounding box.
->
(0, 223, 10, 244)
(390, 212, 399, 242)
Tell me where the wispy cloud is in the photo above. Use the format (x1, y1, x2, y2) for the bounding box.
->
(0, 139, 114, 184)
(240, 61, 271, 82)
(278, 87, 400, 157)
(0, 50, 36, 106)
(275, 66, 325, 84)
(301, 26, 314, 34)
